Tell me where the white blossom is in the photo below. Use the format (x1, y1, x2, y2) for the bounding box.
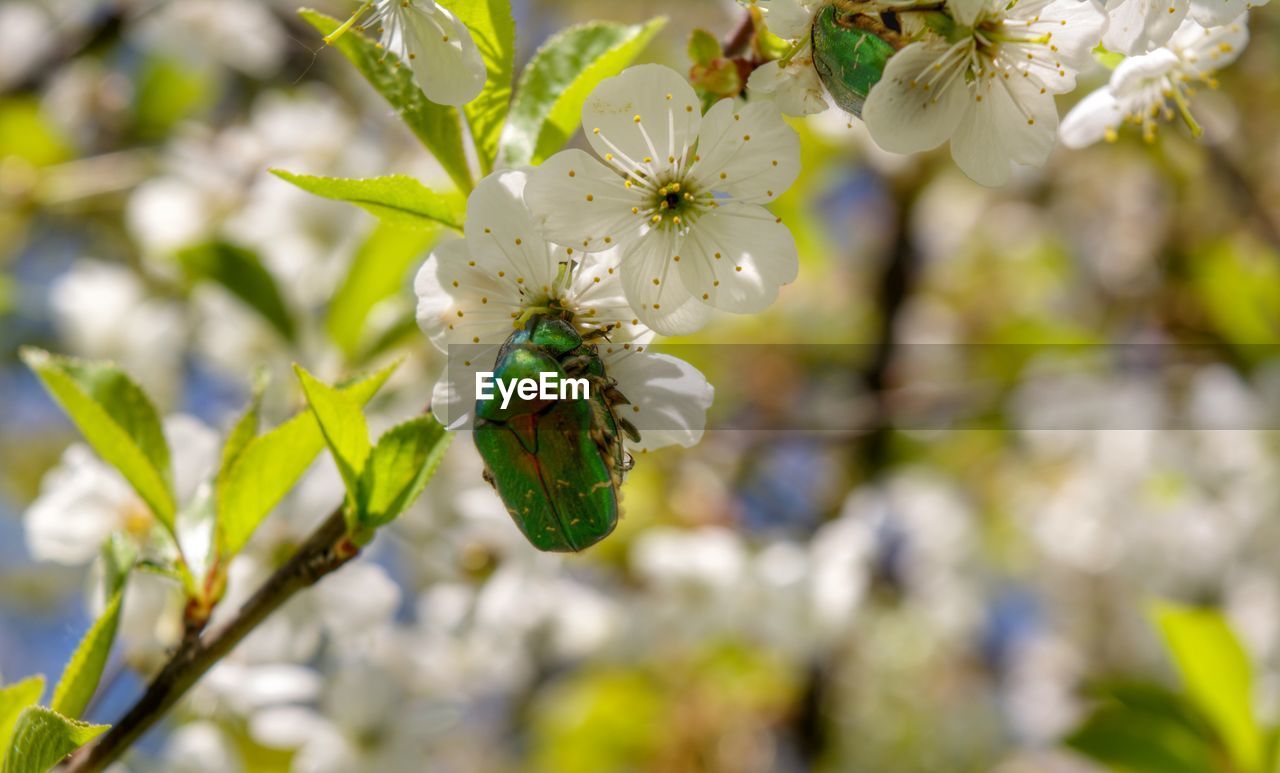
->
(862, 0, 1105, 186)
(1061, 16, 1248, 147)
(372, 0, 485, 106)
(25, 415, 220, 565)
(414, 168, 713, 450)
(523, 64, 801, 334)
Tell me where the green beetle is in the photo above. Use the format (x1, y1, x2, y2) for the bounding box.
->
(474, 315, 640, 552)
(810, 3, 900, 118)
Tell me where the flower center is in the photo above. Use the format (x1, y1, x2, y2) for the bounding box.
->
(646, 178, 707, 230)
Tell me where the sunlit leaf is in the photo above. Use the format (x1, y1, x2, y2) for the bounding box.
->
(49, 589, 124, 720)
(294, 365, 373, 499)
(2, 707, 106, 773)
(20, 349, 176, 531)
(215, 361, 399, 557)
(270, 170, 464, 231)
(500, 18, 666, 167)
(0, 678, 44, 758)
(357, 415, 451, 527)
(1154, 602, 1263, 772)
(176, 241, 296, 343)
(327, 223, 437, 360)
(439, 0, 515, 174)
(301, 9, 472, 192)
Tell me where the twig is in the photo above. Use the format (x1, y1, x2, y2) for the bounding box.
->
(721, 9, 756, 59)
(63, 508, 359, 772)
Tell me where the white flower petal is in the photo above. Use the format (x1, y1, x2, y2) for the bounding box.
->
(523, 149, 645, 253)
(605, 352, 713, 451)
(431, 344, 499, 429)
(1188, 0, 1250, 28)
(383, 0, 485, 106)
(465, 170, 559, 288)
(948, 0, 991, 26)
(1171, 15, 1249, 75)
(1102, 0, 1189, 53)
(862, 43, 969, 155)
(25, 446, 138, 565)
(950, 77, 1058, 187)
(763, 0, 818, 39)
(582, 64, 702, 172)
(1059, 88, 1124, 148)
(691, 98, 801, 203)
(747, 58, 829, 117)
(414, 238, 518, 350)
(678, 203, 798, 314)
(620, 235, 713, 336)
(1006, 0, 1107, 92)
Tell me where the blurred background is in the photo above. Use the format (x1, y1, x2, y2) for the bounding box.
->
(3, 0, 1280, 770)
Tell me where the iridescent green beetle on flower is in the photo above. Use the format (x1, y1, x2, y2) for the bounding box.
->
(474, 315, 640, 553)
(810, 3, 901, 118)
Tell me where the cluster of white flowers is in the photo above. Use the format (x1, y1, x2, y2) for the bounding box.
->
(415, 64, 803, 444)
(748, 0, 1264, 185)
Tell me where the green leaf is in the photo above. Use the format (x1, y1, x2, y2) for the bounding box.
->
(438, 0, 515, 174)
(302, 9, 473, 192)
(0, 678, 44, 757)
(3, 707, 106, 773)
(270, 170, 464, 231)
(1065, 703, 1220, 773)
(294, 365, 373, 498)
(100, 534, 137, 602)
(50, 589, 124, 721)
(327, 223, 438, 360)
(687, 29, 722, 66)
(1154, 602, 1263, 772)
(176, 241, 296, 343)
(216, 384, 264, 500)
(500, 18, 666, 167)
(357, 415, 451, 528)
(20, 349, 176, 531)
(214, 361, 399, 557)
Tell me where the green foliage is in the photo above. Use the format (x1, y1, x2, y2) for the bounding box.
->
(301, 9, 473, 193)
(1154, 603, 1263, 772)
(499, 18, 666, 167)
(439, 0, 515, 174)
(215, 361, 399, 557)
(0, 679, 44, 757)
(2, 707, 106, 773)
(687, 29, 722, 65)
(134, 55, 212, 139)
(20, 349, 176, 531)
(270, 170, 464, 231)
(0, 99, 72, 167)
(1067, 604, 1267, 772)
(294, 365, 373, 497)
(327, 223, 438, 361)
(1065, 681, 1221, 773)
(1189, 240, 1280, 363)
(294, 369, 451, 531)
(357, 416, 451, 528)
(50, 590, 124, 720)
(176, 241, 297, 343)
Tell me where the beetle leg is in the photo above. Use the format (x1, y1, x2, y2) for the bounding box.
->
(618, 418, 642, 444)
(482, 467, 496, 489)
(604, 386, 630, 406)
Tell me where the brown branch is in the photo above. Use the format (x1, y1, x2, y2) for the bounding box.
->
(63, 508, 360, 772)
(721, 9, 756, 59)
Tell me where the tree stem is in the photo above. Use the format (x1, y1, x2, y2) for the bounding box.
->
(63, 507, 359, 772)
